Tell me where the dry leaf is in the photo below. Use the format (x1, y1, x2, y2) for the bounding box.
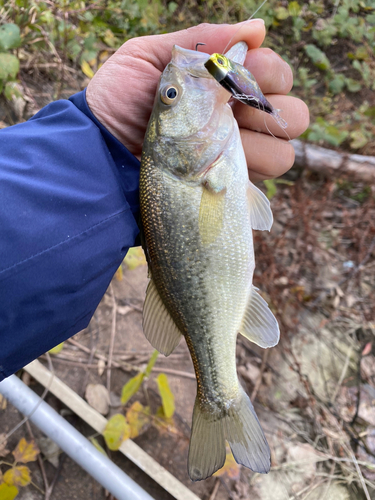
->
(103, 414, 130, 451)
(97, 359, 106, 377)
(0, 394, 7, 410)
(126, 401, 151, 439)
(12, 438, 39, 463)
(4, 465, 31, 487)
(214, 448, 241, 480)
(85, 384, 110, 415)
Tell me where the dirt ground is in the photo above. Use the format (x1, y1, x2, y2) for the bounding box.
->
(1, 165, 374, 500)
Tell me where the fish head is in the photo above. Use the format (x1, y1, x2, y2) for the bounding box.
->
(145, 45, 234, 180)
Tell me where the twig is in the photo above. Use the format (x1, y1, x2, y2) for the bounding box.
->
(0, 354, 55, 448)
(151, 367, 195, 380)
(25, 420, 49, 500)
(209, 478, 220, 500)
(107, 284, 117, 393)
(67, 338, 138, 372)
(330, 346, 353, 403)
(251, 350, 269, 400)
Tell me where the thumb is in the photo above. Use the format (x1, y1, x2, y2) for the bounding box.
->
(121, 20, 266, 71)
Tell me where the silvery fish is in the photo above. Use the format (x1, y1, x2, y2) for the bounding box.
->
(140, 41, 280, 481)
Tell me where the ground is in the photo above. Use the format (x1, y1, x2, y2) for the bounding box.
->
(1, 162, 374, 500)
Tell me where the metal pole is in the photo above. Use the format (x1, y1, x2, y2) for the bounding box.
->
(0, 375, 155, 500)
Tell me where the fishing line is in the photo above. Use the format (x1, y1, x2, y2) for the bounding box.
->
(222, 0, 268, 54)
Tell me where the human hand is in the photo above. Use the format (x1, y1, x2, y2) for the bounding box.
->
(86, 20, 309, 182)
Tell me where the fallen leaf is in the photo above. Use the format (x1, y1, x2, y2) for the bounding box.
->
(81, 60, 94, 78)
(362, 342, 372, 357)
(156, 373, 175, 419)
(4, 465, 31, 487)
(0, 394, 7, 410)
(0, 483, 18, 500)
(85, 384, 110, 415)
(12, 438, 39, 463)
(126, 402, 151, 439)
(37, 437, 60, 468)
(214, 448, 240, 480)
(97, 359, 106, 377)
(90, 437, 108, 457)
(123, 247, 147, 270)
(48, 342, 64, 355)
(103, 414, 130, 451)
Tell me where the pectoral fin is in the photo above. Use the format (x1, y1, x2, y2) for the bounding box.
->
(198, 186, 226, 246)
(143, 279, 183, 356)
(239, 286, 280, 348)
(247, 182, 273, 231)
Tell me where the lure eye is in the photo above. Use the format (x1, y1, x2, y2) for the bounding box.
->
(217, 57, 225, 66)
(161, 85, 179, 105)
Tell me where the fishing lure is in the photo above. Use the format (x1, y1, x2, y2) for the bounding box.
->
(205, 52, 288, 129)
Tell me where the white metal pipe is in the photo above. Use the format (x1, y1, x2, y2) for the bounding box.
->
(0, 375, 155, 500)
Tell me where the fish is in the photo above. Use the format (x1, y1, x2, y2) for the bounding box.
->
(139, 41, 280, 481)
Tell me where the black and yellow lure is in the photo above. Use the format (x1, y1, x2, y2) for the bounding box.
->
(205, 53, 287, 129)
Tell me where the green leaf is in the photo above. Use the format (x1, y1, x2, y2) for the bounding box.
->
(288, 1, 301, 17)
(305, 44, 330, 70)
(120, 372, 144, 405)
(329, 75, 346, 94)
(263, 179, 277, 200)
(168, 1, 178, 13)
(350, 130, 368, 149)
(0, 53, 19, 81)
(90, 437, 108, 456)
(156, 373, 175, 419)
(123, 247, 147, 270)
(49, 342, 64, 355)
(0, 24, 21, 51)
(274, 7, 289, 20)
(144, 350, 159, 378)
(0, 483, 19, 500)
(346, 78, 362, 92)
(103, 414, 130, 451)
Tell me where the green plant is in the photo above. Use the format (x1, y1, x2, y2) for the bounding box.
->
(0, 23, 21, 93)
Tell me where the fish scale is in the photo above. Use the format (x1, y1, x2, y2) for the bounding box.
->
(140, 42, 280, 481)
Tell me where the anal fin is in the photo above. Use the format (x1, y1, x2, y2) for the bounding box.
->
(143, 279, 183, 356)
(247, 181, 273, 231)
(239, 286, 280, 348)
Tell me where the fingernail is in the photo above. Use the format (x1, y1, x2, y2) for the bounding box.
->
(238, 18, 265, 25)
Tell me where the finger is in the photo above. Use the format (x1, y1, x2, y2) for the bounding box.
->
(122, 20, 266, 71)
(240, 129, 295, 182)
(244, 48, 293, 95)
(235, 95, 310, 139)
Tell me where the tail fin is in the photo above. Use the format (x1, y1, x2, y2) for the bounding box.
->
(188, 389, 270, 481)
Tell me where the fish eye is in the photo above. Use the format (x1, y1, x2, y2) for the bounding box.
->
(161, 85, 179, 105)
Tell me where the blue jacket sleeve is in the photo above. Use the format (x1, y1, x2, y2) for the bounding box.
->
(0, 90, 141, 380)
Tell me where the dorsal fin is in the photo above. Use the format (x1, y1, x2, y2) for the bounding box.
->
(143, 279, 183, 356)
